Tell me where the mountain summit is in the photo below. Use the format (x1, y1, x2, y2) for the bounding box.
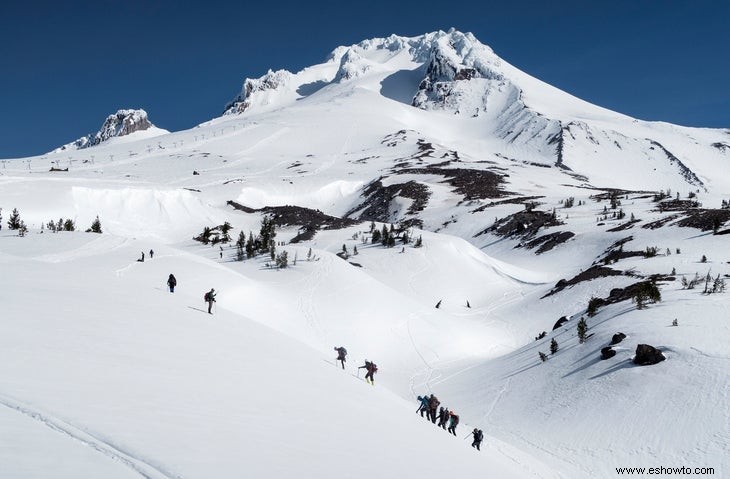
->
(222, 28, 725, 195)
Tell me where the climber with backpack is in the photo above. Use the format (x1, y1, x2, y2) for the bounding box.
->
(358, 360, 378, 385)
(428, 394, 440, 423)
(334, 346, 347, 369)
(471, 428, 484, 450)
(416, 395, 431, 418)
(447, 410, 459, 436)
(167, 273, 177, 293)
(437, 406, 449, 429)
(204, 288, 216, 314)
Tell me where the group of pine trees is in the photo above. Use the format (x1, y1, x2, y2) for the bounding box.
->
(232, 215, 290, 268)
(2, 207, 101, 236)
(368, 221, 422, 248)
(195, 221, 233, 245)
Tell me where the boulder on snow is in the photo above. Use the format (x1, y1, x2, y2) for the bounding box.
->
(610, 332, 627, 345)
(600, 347, 616, 360)
(552, 316, 569, 330)
(633, 344, 666, 366)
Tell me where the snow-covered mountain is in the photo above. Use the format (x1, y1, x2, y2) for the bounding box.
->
(54, 109, 168, 152)
(1, 29, 728, 479)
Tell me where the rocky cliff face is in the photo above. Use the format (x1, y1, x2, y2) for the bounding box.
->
(223, 70, 293, 115)
(57, 109, 155, 151)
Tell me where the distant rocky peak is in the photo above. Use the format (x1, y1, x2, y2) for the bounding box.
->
(223, 69, 293, 115)
(97, 109, 152, 140)
(56, 109, 156, 151)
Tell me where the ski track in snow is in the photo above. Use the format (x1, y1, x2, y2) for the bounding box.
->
(0, 394, 180, 479)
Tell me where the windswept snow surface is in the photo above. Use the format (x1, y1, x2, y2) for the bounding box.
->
(1, 28, 729, 478)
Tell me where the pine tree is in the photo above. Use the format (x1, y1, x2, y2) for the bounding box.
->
(307, 247, 313, 261)
(275, 250, 288, 269)
(87, 216, 102, 233)
(577, 317, 587, 344)
(342, 244, 348, 256)
(414, 235, 423, 248)
(269, 241, 276, 261)
(701, 254, 707, 263)
(259, 216, 276, 253)
(587, 297, 601, 317)
(634, 282, 661, 309)
(18, 220, 28, 237)
(381, 225, 389, 246)
(353, 245, 358, 255)
(387, 234, 395, 248)
(236, 231, 246, 261)
(550, 338, 559, 355)
(220, 221, 233, 243)
(539, 352, 548, 362)
(369, 221, 376, 233)
(371, 229, 382, 243)
(63, 219, 75, 231)
(0, 208, 3, 230)
(7, 208, 21, 230)
(245, 232, 255, 259)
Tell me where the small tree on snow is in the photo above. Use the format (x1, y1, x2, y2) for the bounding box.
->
(86, 215, 102, 234)
(353, 245, 358, 255)
(307, 247, 313, 261)
(7, 208, 21, 230)
(577, 317, 588, 344)
(587, 297, 601, 317)
(634, 282, 661, 309)
(275, 250, 288, 269)
(63, 219, 75, 231)
(550, 338, 559, 355)
(539, 352, 548, 362)
(18, 220, 28, 237)
(220, 221, 233, 243)
(414, 235, 423, 248)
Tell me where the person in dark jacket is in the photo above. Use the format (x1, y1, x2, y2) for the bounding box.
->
(334, 346, 347, 369)
(471, 428, 484, 450)
(428, 394, 440, 423)
(149, 249, 154, 259)
(204, 288, 216, 314)
(417, 395, 430, 417)
(358, 360, 377, 385)
(437, 407, 449, 429)
(167, 274, 177, 293)
(447, 410, 459, 436)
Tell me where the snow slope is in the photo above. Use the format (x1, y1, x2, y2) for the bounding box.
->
(1, 28, 728, 478)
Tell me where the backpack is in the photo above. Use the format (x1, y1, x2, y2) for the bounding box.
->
(370, 363, 378, 373)
(477, 430, 484, 441)
(340, 347, 347, 357)
(204, 292, 211, 301)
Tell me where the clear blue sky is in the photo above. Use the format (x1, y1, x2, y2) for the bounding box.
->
(1, 0, 728, 158)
